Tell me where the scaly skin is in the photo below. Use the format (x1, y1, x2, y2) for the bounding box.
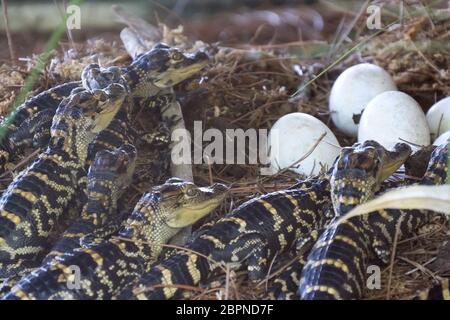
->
(298, 143, 448, 300)
(86, 93, 174, 169)
(266, 177, 416, 300)
(0, 82, 80, 171)
(45, 144, 137, 261)
(267, 141, 412, 300)
(0, 84, 127, 278)
(330, 141, 412, 217)
(86, 42, 208, 167)
(416, 279, 450, 300)
(414, 144, 450, 300)
(0, 44, 209, 172)
(267, 249, 308, 300)
(3, 178, 228, 300)
(0, 144, 137, 296)
(0, 63, 125, 171)
(116, 141, 410, 300)
(117, 178, 332, 300)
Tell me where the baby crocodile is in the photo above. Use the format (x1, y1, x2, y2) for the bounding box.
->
(298, 143, 448, 300)
(3, 178, 228, 300)
(0, 84, 127, 278)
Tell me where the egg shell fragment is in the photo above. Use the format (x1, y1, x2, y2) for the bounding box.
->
(426, 97, 450, 140)
(433, 131, 450, 146)
(358, 91, 430, 151)
(329, 63, 397, 137)
(267, 112, 341, 176)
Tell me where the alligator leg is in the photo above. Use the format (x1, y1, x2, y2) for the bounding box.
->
(416, 279, 450, 300)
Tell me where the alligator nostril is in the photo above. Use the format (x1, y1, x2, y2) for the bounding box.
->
(392, 142, 412, 155)
(212, 183, 229, 193)
(195, 51, 210, 61)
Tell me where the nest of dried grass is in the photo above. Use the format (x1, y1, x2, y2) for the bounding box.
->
(0, 4, 448, 300)
(179, 8, 450, 300)
(366, 9, 450, 108)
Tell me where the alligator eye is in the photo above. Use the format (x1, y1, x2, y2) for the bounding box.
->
(185, 187, 198, 197)
(365, 147, 378, 160)
(171, 51, 183, 61)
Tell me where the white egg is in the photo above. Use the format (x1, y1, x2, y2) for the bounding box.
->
(267, 113, 341, 176)
(426, 97, 450, 140)
(433, 131, 450, 146)
(329, 63, 397, 137)
(358, 91, 430, 151)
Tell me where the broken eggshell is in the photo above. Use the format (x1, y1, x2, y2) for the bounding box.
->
(329, 63, 397, 137)
(267, 113, 341, 176)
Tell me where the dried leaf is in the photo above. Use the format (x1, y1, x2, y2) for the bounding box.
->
(337, 185, 450, 225)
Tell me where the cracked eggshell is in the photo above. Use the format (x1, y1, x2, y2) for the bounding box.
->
(329, 63, 397, 137)
(426, 97, 450, 140)
(267, 113, 341, 176)
(358, 91, 430, 151)
(433, 131, 450, 146)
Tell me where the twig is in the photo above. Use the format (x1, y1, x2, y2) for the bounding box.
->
(261, 251, 278, 291)
(262, 131, 328, 183)
(224, 263, 231, 300)
(386, 215, 404, 300)
(397, 224, 444, 244)
(326, 0, 370, 63)
(404, 257, 437, 276)
(205, 155, 213, 185)
(398, 256, 439, 280)
(256, 255, 300, 288)
(408, 38, 444, 81)
(1, 0, 15, 61)
(292, 20, 400, 97)
(0, 148, 41, 179)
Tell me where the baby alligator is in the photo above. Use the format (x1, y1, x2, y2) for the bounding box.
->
(298, 143, 448, 300)
(116, 141, 409, 300)
(44, 144, 137, 261)
(0, 43, 209, 172)
(0, 84, 127, 278)
(0, 144, 137, 296)
(3, 178, 228, 299)
(267, 141, 412, 299)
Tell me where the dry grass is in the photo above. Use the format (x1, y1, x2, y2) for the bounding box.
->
(179, 5, 450, 300)
(0, 3, 448, 300)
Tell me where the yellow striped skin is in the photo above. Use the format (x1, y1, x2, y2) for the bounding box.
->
(0, 45, 209, 175)
(267, 141, 411, 300)
(0, 85, 126, 278)
(330, 141, 411, 217)
(0, 82, 81, 171)
(416, 279, 450, 300)
(116, 142, 410, 300)
(3, 179, 227, 300)
(299, 144, 448, 300)
(117, 178, 332, 300)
